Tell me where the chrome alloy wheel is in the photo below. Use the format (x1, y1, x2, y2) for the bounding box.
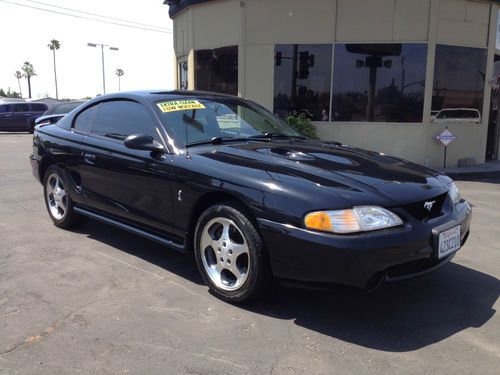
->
(46, 173, 68, 220)
(199, 217, 250, 291)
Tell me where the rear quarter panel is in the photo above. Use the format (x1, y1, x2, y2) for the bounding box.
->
(33, 125, 85, 204)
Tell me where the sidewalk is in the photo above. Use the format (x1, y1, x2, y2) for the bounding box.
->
(438, 160, 500, 180)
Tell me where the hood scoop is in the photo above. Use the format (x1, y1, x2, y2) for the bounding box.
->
(261, 147, 316, 161)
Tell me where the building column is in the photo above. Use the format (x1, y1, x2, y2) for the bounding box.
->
(238, 0, 247, 98)
(483, 4, 499, 161)
(422, 0, 439, 167)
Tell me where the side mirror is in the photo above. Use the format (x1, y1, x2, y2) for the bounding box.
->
(124, 134, 165, 154)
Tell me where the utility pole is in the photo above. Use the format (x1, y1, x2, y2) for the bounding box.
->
(87, 43, 119, 94)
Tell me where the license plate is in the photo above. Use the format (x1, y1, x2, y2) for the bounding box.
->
(438, 225, 461, 259)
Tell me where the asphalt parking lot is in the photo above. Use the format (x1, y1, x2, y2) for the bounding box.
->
(0, 133, 499, 374)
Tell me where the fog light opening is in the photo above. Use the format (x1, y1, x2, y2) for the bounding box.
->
(366, 272, 386, 291)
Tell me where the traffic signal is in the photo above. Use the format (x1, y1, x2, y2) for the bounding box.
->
(275, 51, 282, 66)
(309, 54, 315, 67)
(298, 51, 311, 79)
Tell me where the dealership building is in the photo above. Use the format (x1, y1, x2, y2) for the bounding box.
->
(165, 0, 500, 167)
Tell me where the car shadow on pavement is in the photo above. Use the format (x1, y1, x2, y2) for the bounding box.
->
(250, 264, 499, 352)
(71, 219, 204, 285)
(72, 220, 498, 353)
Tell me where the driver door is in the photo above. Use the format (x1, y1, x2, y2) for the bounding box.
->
(76, 100, 176, 236)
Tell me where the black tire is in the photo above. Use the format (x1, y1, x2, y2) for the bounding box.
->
(194, 202, 272, 303)
(43, 165, 83, 228)
(28, 119, 35, 134)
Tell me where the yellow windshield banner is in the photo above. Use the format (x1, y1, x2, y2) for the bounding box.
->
(157, 100, 205, 112)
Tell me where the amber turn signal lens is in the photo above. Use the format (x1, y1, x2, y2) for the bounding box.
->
(304, 211, 333, 232)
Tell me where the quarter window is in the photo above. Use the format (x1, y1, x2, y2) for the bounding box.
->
(73, 105, 98, 133)
(90, 101, 160, 141)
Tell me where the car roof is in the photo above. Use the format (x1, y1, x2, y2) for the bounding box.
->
(86, 90, 241, 104)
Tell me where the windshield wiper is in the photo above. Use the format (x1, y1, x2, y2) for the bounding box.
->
(251, 132, 307, 139)
(185, 136, 270, 148)
(184, 133, 306, 148)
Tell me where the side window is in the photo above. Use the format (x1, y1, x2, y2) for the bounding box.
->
(73, 105, 98, 133)
(91, 100, 160, 142)
(31, 104, 47, 112)
(13, 104, 29, 112)
(0, 105, 9, 113)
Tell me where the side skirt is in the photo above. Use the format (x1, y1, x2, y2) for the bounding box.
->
(73, 206, 188, 253)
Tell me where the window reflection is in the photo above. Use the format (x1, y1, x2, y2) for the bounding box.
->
(178, 61, 188, 90)
(274, 44, 332, 121)
(331, 44, 427, 122)
(195, 46, 238, 95)
(432, 45, 487, 117)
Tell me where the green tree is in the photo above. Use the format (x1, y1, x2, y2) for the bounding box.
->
(14, 71, 22, 98)
(0, 88, 21, 98)
(115, 68, 124, 91)
(21, 61, 36, 98)
(48, 39, 61, 99)
(286, 113, 317, 138)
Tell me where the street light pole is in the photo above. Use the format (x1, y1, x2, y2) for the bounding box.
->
(87, 42, 119, 94)
(101, 44, 105, 94)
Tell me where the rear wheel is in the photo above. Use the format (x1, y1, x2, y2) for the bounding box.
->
(194, 203, 271, 303)
(43, 166, 82, 228)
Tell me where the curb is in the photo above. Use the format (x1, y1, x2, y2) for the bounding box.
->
(444, 171, 500, 181)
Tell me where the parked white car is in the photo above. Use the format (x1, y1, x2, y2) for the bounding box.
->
(431, 108, 481, 124)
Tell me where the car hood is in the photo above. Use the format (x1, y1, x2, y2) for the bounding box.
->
(193, 139, 448, 206)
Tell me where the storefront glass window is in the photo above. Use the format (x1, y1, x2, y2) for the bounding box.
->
(432, 45, 487, 116)
(195, 46, 238, 95)
(331, 43, 427, 122)
(178, 61, 188, 90)
(274, 44, 333, 121)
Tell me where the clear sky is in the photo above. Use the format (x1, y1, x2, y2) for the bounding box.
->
(0, 0, 174, 99)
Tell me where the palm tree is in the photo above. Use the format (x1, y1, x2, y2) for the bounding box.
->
(14, 71, 22, 98)
(48, 39, 60, 99)
(21, 62, 36, 98)
(115, 68, 124, 91)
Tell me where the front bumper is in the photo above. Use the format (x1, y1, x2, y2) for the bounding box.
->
(258, 200, 472, 289)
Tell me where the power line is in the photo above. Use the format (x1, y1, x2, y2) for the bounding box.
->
(24, 0, 172, 31)
(0, 0, 172, 34)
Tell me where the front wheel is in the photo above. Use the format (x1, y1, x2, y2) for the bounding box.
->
(28, 119, 35, 133)
(194, 203, 271, 303)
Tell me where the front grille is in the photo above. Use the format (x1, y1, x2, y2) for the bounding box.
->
(401, 192, 448, 221)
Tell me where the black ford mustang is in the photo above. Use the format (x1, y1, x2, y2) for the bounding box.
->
(30, 90, 472, 303)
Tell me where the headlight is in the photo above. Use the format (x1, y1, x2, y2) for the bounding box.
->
(448, 181, 460, 204)
(304, 206, 403, 234)
(437, 175, 461, 205)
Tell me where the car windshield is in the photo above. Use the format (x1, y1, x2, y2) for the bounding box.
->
(154, 97, 301, 146)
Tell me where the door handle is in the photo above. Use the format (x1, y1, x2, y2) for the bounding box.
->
(83, 153, 96, 165)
